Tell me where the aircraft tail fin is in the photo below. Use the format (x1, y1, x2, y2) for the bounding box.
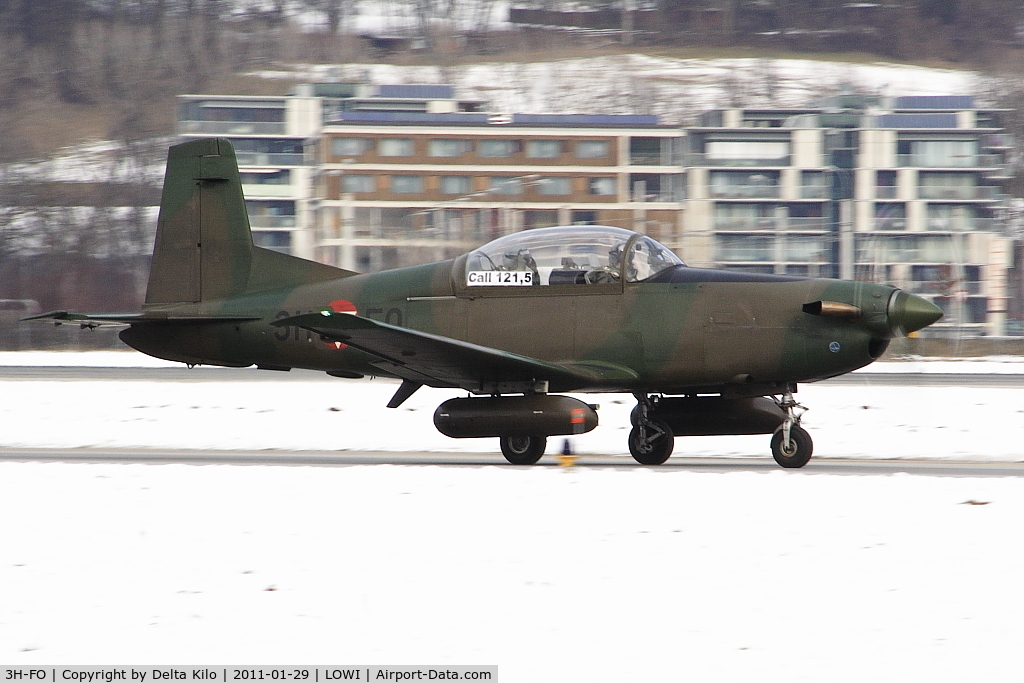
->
(145, 138, 350, 306)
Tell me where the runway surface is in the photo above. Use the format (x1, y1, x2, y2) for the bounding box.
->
(2, 364, 1024, 387)
(1, 446, 1022, 476)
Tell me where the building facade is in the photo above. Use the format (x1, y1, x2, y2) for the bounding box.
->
(311, 112, 685, 272)
(685, 96, 1012, 335)
(176, 84, 486, 261)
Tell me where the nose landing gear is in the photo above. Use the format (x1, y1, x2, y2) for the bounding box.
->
(771, 391, 813, 468)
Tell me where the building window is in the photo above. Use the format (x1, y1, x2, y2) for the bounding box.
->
(524, 210, 559, 229)
(252, 231, 292, 253)
(715, 235, 774, 262)
(239, 170, 291, 185)
(342, 175, 375, 193)
(801, 171, 829, 199)
(488, 177, 523, 195)
(429, 139, 473, 157)
(588, 177, 616, 196)
(919, 172, 980, 200)
(378, 138, 414, 157)
(537, 177, 571, 195)
(440, 176, 471, 195)
(899, 140, 977, 167)
(874, 202, 906, 231)
(526, 140, 563, 159)
(876, 170, 897, 199)
(709, 171, 779, 199)
(714, 203, 778, 230)
(332, 138, 371, 157)
(926, 204, 976, 231)
(246, 200, 295, 228)
(576, 140, 609, 159)
(479, 140, 519, 158)
(390, 175, 424, 194)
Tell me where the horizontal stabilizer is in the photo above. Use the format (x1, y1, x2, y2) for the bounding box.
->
(276, 311, 591, 392)
(25, 310, 260, 329)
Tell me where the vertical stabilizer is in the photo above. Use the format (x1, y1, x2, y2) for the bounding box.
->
(145, 138, 352, 306)
(145, 138, 253, 305)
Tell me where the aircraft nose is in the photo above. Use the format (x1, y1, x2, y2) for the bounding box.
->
(888, 290, 943, 335)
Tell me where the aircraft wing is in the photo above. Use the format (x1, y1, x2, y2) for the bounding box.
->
(25, 311, 261, 329)
(277, 311, 595, 393)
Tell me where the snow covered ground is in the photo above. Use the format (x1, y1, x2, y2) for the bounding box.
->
(2, 352, 1024, 678)
(2, 460, 1023, 679)
(1, 351, 1023, 460)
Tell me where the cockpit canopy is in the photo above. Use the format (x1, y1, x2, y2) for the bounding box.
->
(465, 226, 683, 287)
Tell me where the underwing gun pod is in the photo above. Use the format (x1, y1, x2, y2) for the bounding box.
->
(28, 138, 944, 468)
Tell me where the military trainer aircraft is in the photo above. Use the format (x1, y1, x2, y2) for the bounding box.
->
(31, 138, 943, 467)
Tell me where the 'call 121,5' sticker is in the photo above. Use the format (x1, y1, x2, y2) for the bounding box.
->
(467, 271, 534, 286)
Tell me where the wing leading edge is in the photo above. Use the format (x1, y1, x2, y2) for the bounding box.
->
(277, 311, 606, 395)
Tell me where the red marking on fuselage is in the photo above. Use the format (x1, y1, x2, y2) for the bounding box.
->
(325, 300, 356, 349)
(329, 299, 358, 314)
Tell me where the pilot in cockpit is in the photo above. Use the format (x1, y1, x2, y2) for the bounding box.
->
(503, 248, 540, 283)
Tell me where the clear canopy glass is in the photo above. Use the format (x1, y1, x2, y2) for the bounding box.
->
(465, 226, 683, 286)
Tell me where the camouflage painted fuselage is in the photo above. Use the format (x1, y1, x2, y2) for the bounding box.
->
(122, 259, 898, 397)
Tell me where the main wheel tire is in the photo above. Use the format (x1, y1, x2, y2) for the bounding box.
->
(771, 425, 813, 468)
(500, 435, 547, 465)
(628, 420, 674, 465)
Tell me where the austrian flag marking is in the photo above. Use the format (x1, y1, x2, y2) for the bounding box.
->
(323, 300, 358, 349)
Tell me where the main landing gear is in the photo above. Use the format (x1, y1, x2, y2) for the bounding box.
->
(629, 394, 674, 465)
(770, 390, 813, 468)
(500, 435, 547, 465)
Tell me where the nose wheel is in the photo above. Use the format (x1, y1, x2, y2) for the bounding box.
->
(771, 391, 813, 468)
(629, 394, 674, 465)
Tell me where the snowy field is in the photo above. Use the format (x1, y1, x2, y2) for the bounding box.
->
(2, 352, 1024, 679)
(1, 351, 1024, 460)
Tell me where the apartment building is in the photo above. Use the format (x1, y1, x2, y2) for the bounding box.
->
(311, 112, 685, 272)
(684, 95, 1012, 335)
(176, 84, 485, 260)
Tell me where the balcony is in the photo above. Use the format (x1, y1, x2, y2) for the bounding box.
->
(715, 236, 774, 262)
(249, 215, 297, 229)
(178, 121, 286, 136)
(919, 185, 998, 200)
(898, 153, 1004, 169)
(630, 151, 671, 166)
(786, 217, 830, 231)
(925, 217, 999, 232)
(906, 280, 983, 296)
(800, 185, 830, 199)
(241, 183, 297, 198)
(873, 218, 907, 231)
(237, 152, 307, 166)
(688, 153, 790, 167)
(714, 217, 781, 231)
(875, 186, 898, 199)
(709, 185, 780, 199)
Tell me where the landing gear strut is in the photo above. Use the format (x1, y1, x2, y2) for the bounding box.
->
(771, 390, 813, 468)
(629, 394, 674, 465)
